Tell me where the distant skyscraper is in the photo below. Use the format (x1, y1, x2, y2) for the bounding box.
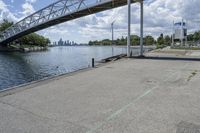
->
(56, 38, 78, 46)
(58, 38, 64, 46)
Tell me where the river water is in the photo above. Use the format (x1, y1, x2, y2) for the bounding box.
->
(0, 46, 150, 91)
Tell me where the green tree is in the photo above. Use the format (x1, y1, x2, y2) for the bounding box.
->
(157, 33, 164, 47)
(18, 33, 50, 47)
(187, 34, 194, 41)
(193, 31, 200, 41)
(0, 19, 13, 32)
(131, 35, 140, 45)
(102, 39, 111, 45)
(88, 41, 93, 46)
(144, 35, 155, 45)
(164, 35, 171, 46)
(115, 38, 121, 45)
(118, 36, 126, 45)
(0, 20, 13, 41)
(88, 34, 154, 46)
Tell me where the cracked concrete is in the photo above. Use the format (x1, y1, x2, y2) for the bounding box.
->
(1, 58, 200, 133)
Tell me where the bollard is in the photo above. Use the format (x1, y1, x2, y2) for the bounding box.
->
(92, 58, 95, 68)
(130, 51, 132, 57)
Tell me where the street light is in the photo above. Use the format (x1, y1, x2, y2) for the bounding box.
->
(127, 0, 131, 57)
(111, 20, 116, 56)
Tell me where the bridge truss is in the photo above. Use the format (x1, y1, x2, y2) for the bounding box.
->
(0, 0, 141, 45)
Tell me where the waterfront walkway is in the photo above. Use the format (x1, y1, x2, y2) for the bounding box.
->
(1, 58, 200, 133)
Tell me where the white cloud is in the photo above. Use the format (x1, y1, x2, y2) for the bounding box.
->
(21, 2, 35, 16)
(0, 0, 18, 22)
(68, 0, 200, 42)
(0, 0, 35, 23)
(26, 0, 37, 4)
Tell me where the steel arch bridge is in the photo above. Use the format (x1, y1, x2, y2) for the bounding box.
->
(0, 0, 142, 45)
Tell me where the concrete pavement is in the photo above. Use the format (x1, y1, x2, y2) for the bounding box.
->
(1, 58, 200, 133)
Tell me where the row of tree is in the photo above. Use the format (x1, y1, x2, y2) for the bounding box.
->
(187, 31, 200, 42)
(89, 35, 155, 46)
(157, 34, 171, 48)
(0, 19, 50, 47)
(89, 34, 171, 47)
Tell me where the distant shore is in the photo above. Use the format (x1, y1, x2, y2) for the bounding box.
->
(0, 45, 156, 52)
(0, 45, 47, 52)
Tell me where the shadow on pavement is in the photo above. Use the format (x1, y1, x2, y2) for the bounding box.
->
(131, 56, 200, 62)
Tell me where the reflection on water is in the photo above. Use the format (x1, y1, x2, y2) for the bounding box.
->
(0, 46, 144, 90)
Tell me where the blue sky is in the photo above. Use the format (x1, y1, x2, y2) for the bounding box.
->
(1, 0, 200, 43)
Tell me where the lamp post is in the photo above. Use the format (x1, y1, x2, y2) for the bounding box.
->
(140, 1, 144, 57)
(181, 18, 184, 47)
(111, 20, 116, 56)
(127, 0, 131, 57)
(172, 21, 174, 47)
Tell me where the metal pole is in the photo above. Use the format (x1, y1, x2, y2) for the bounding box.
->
(140, 1, 144, 57)
(111, 23, 114, 56)
(112, 23, 114, 43)
(172, 20, 174, 47)
(181, 18, 183, 47)
(127, 0, 131, 57)
(185, 20, 188, 47)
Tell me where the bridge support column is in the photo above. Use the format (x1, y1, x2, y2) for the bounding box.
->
(127, 0, 131, 57)
(140, 1, 144, 57)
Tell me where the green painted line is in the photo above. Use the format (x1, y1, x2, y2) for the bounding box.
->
(86, 86, 157, 133)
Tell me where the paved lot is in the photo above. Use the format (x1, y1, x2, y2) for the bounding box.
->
(1, 58, 200, 133)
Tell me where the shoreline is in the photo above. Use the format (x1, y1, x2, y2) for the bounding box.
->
(2, 46, 199, 96)
(0, 45, 47, 53)
(0, 66, 93, 97)
(1, 46, 197, 95)
(0, 56, 126, 97)
(0, 45, 156, 52)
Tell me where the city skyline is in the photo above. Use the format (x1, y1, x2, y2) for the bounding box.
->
(52, 38, 79, 46)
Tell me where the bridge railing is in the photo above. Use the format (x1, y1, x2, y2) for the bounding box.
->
(0, 0, 110, 43)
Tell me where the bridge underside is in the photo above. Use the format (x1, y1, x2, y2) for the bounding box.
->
(0, 0, 141, 45)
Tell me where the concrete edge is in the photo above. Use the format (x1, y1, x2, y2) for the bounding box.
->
(0, 58, 127, 98)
